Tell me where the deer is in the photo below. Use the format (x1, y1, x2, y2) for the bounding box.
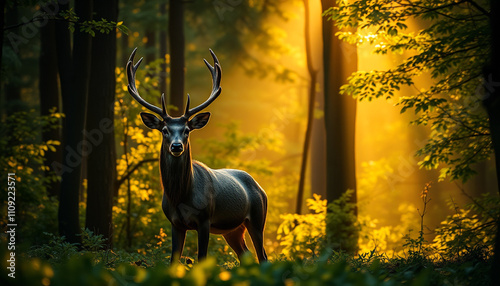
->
(126, 48, 268, 263)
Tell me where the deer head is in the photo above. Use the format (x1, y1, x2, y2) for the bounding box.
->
(126, 48, 222, 157)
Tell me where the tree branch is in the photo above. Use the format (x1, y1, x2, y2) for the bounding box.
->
(466, 0, 491, 17)
(3, 16, 78, 31)
(115, 158, 158, 192)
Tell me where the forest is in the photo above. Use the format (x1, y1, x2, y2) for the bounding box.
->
(1, 0, 499, 285)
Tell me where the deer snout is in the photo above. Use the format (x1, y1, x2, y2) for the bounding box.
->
(170, 143, 184, 156)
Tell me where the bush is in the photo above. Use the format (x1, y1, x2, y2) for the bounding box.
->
(0, 110, 61, 247)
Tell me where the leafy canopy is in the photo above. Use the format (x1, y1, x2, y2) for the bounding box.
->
(325, 0, 491, 181)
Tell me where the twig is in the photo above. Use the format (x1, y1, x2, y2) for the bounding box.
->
(115, 158, 158, 192)
(465, 0, 491, 17)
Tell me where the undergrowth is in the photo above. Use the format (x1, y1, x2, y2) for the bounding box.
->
(1, 187, 497, 286)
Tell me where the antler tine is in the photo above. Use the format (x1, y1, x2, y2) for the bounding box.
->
(127, 48, 165, 117)
(183, 49, 222, 118)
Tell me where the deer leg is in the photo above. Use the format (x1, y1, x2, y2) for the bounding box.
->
(197, 220, 210, 261)
(170, 225, 186, 263)
(223, 225, 249, 261)
(245, 220, 268, 263)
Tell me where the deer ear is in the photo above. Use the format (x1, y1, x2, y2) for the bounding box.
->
(140, 112, 162, 130)
(189, 112, 211, 130)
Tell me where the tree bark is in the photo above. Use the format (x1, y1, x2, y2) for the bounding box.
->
(4, 5, 23, 116)
(321, 0, 358, 251)
(58, 0, 93, 244)
(486, 1, 500, 283)
(0, 0, 6, 78)
(168, 0, 185, 116)
(85, 0, 118, 248)
(296, 0, 318, 214)
(145, 29, 156, 64)
(159, 1, 168, 106)
(39, 17, 62, 198)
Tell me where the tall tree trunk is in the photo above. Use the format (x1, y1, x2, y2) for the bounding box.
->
(486, 1, 500, 283)
(168, 0, 184, 116)
(159, 1, 168, 105)
(4, 5, 23, 116)
(145, 29, 156, 64)
(58, 0, 93, 244)
(310, 97, 327, 199)
(0, 0, 6, 78)
(321, 0, 358, 252)
(296, 0, 318, 214)
(39, 17, 62, 198)
(85, 0, 118, 248)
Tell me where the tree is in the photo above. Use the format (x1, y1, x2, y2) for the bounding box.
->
(325, 0, 491, 183)
(168, 0, 185, 116)
(56, 0, 93, 244)
(159, 1, 167, 103)
(85, 0, 118, 247)
(4, 5, 24, 116)
(296, 0, 319, 214)
(485, 1, 500, 283)
(325, 0, 495, 260)
(0, 0, 6, 77)
(39, 14, 62, 198)
(321, 0, 358, 252)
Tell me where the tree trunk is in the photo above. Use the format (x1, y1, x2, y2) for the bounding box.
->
(58, 0, 93, 244)
(296, 0, 318, 214)
(39, 17, 62, 198)
(85, 0, 118, 248)
(145, 29, 156, 64)
(159, 1, 168, 106)
(321, 0, 358, 252)
(4, 5, 23, 116)
(168, 0, 184, 116)
(0, 0, 6, 77)
(486, 1, 500, 283)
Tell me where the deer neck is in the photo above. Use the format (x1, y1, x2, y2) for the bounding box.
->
(160, 140, 193, 206)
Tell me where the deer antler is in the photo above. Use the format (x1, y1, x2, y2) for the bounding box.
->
(127, 48, 166, 117)
(183, 49, 222, 119)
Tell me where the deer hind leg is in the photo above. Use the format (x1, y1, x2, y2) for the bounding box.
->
(245, 220, 267, 263)
(223, 225, 249, 261)
(246, 189, 268, 263)
(244, 195, 268, 263)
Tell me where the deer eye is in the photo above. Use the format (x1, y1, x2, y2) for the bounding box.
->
(161, 127, 168, 135)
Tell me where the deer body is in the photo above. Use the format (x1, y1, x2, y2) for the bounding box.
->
(127, 48, 268, 263)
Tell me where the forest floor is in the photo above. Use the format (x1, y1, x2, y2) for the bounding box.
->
(1, 236, 493, 286)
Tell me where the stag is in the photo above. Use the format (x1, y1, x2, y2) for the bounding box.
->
(126, 48, 268, 263)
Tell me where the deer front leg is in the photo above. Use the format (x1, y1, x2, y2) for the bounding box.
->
(197, 220, 210, 261)
(170, 225, 186, 263)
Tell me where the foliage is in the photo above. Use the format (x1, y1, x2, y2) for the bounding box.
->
(277, 190, 360, 257)
(277, 186, 497, 262)
(277, 194, 326, 258)
(113, 61, 167, 250)
(325, 0, 491, 182)
(2, 241, 493, 286)
(50, 7, 129, 36)
(5, 187, 496, 285)
(431, 193, 499, 260)
(0, 110, 61, 246)
(27, 232, 79, 264)
(326, 189, 360, 253)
